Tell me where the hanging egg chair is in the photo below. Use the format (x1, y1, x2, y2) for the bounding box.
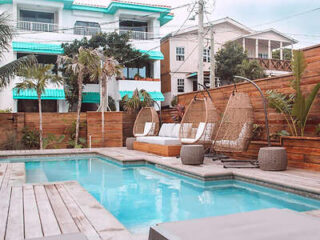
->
(212, 92, 254, 152)
(179, 95, 220, 148)
(133, 107, 160, 137)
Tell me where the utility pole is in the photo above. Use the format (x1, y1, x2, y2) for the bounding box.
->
(210, 27, 215, 88)
(197, 0, 204, 89)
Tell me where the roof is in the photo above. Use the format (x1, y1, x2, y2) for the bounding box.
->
(232, 28, 298, 44)
(73, 0, 171, 9)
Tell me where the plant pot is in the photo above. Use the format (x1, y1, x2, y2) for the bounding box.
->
(280, 136, 320, 171)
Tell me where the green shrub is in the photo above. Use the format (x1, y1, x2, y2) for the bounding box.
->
(21, 127, 40, 149)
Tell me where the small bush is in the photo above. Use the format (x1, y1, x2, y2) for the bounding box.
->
(21, 127, 40, 149)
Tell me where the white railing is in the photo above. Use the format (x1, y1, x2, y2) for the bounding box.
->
(73, 26, 101, 36)
(17, 21, 58, 32)
(119, 29, 154, 40)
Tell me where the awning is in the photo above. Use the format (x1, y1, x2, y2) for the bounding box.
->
(120, 91, 164, 101)
(13, 88, 65, 100)
(83, 92, 100, 103)
(12, 42, 64, 54)
(138, 50, 164, 60)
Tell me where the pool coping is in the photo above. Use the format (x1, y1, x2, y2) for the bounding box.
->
(1, 148, 320, 200)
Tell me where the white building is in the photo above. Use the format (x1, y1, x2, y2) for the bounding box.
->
(160, 17, 298, 107)
(0, 0, 173, 112)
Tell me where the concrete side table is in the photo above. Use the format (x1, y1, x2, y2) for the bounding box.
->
(126, 137, 136, 150)
(258, 147, 287, 171)
(180, 145, 204, 165)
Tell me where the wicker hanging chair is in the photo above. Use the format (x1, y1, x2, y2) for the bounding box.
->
(133, 107, 160, 137)
(179, 96, 220, 148)
(212, 92, 254, 152)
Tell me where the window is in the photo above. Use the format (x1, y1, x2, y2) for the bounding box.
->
(177, 79, 184, 93)
(176, 47, 185, 61)
(122, 63, 151, 80)
(17, 100, 57, 112)
(258, 53, 268, 59)
(203, 48, 210, 62)
(18, 10, 55, 32)
(74, 21, 101, 36)
(17, 53, 57, 65)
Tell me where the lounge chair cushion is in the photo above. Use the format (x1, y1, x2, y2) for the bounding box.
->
(171, 124, 181, 138)
(136, 136, 181, 146)
(159, 123, 175, 137)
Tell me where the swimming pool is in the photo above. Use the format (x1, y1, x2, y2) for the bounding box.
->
(22, 155, 320, 234)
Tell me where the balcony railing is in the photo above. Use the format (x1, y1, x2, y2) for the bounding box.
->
(119, 28, 154, 40)
(73, 26, 101, 36)
(17, 21, 58, 32)
(249, 58, 292, 72)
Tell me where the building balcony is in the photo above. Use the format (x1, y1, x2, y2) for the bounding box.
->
(119, 28, 154, 40)
(249, 58, 292, 72)
(73, 26, 101, 36)
(17, 21, 58, 32)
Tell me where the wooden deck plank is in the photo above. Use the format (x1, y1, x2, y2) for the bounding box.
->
(45, 185, 79, 234)
(34, 185, 61, 237)
(23, 185, 43, 239)
(0, 187, 11, 240)
(8, 163, 25, 186)
(64, 181, 132, 240)
(56, 184, 101, 240)
(0, 163, 8, 190)
(1, 164, 11, 190)
(6, 186, 24, 240)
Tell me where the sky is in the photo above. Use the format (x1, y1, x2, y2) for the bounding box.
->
(141, 0, 320, 48)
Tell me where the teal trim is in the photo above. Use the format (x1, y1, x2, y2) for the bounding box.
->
(120, 91, 164, 101)
(159, 14, 174, 26)
(13, 88, 65, 100)
(139, 50, 164, 60)
(12, 42, 64, 54)
(187, 72, 197, 78)
(0, 0, 12, 4)
(83, 92, 100, 104)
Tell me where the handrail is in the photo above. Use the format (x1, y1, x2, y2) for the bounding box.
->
(17, 21, 58, 32)
(119, 29, 154, 40)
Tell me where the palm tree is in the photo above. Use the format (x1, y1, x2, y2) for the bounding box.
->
(0, 13, 36, 89)
(15, 64, 62, 149)
(57, 47, 100, 146)
(122, 88, 153, 112)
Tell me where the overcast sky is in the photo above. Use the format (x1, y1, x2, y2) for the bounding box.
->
(148, 0, 320, 48)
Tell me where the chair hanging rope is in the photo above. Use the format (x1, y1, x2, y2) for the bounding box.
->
(133, 107, 160, 137)
(212, 92, 254, 152)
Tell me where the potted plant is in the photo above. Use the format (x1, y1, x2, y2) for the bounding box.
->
(266, 50, 320, 170)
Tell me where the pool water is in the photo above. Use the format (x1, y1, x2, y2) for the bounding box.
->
(24, 155, 320, 234)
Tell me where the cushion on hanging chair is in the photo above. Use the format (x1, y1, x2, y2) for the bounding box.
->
(181, 122, 215, 144)
(135, 122, 155, 137)
(215, 123, 249, 148)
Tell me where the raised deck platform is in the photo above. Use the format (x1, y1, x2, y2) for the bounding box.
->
(0, 181, 131, 240)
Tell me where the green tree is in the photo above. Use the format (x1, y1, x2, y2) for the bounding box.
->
(15, 64, 62, 149)
(236, 59, 266, 81)
(266, 50, 320, 136)
(58, 47, 100, 146)
(215, 42, 247, 85)
(61, 32, 149, 109)
(0, 13, 36, 89)
(272, 48, 292, 60)
(122, 88, 153, 112)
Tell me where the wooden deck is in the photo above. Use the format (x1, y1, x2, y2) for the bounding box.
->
(0, 181, 132, 240)
(0, 163, 25, 190)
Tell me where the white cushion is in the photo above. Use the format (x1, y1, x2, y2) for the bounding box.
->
(180, 138, 197, 144)
(136, 136, 181, 146)
(195, 122, 206, 140)
(171, 124, 181, 138)
(143, 122, 152, 135)
(159, 123, 175, 137)
(180, 123, 192, 138)
(181, 122, 215, 144)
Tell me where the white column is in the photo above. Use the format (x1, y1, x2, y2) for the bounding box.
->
(255, 39, 259, 58)
(280, 41, 283, 60)
(291, 43, 294, 60)
(242, 38, 246, 53)
(153, 60, 160, 79)
(268, 40, 272, 59)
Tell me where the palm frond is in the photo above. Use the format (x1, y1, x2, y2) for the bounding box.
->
(0, 55, 37, 88)
(0, 13, 13, 59)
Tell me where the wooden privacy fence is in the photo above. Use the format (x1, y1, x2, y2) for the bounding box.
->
(0, 111, 136, 149)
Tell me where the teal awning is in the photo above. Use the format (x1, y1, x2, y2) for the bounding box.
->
(120, 91, 164, 101)
(83, 92, 100, 103)
(12, 42, 64, 54)
(139, 50, 164, 60)
(13, 88, 65, 100)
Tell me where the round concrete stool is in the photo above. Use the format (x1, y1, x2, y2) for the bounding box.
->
(258, 147, 287, 171)
(126, 137, 136, 150)
(180, 145, 204, 165)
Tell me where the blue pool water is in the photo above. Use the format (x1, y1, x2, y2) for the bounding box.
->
(22, 155, 320, 234)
